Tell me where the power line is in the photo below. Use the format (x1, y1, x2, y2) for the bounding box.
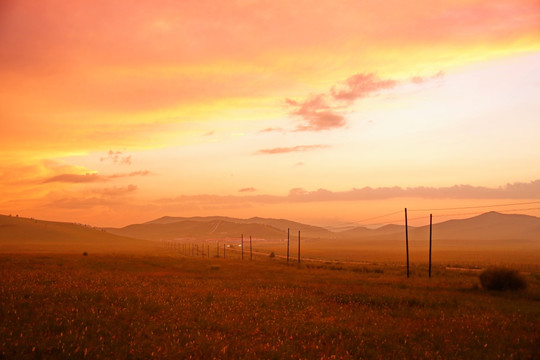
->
(328, 201, 540, 229)
(355, 207, 540, 228)
(431, 207, 540, 220)
(349, 210, 403, 225)
(408, 200, 540, 212)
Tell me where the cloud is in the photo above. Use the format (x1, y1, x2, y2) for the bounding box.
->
(286, 180, 540, 201)
(287, 73, 400, 132)
(286, 95, 346, 131)
(259, 127, 285, 133)
(202, 131, 214, 136)
(286, 71, 446, 132)
(100, 150, 132, 165)
(108, 170, 151, 179)
(92, 184, 138, 197)
(239, 187, 256, 193)
(330, 73, 397, 102)
(42, 173, 105, 184)
(410, 71, 445, 84)
(257, 145, 330, 155)
(42, 170, 150, 183)
(155, 180, 540, 207)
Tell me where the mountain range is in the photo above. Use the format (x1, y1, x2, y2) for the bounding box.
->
(104, 211, 540, 243)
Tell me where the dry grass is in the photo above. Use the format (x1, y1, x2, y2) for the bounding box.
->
(1, 253, 539, 359)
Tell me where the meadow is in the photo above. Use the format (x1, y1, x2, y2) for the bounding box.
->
(1, 250, 539, 359)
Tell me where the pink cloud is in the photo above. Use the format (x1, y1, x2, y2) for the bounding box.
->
(93, 184, 138, 197)
(259, 127, 285, 133)
(411, 71, 444, 84)
(286, 71, 447, 132)
(257, 145, 330, 155)
(100, 150, 132, 165)
(43, 173, 105, 184)
(42, 170, 150, 183)
(238, 187, 256, 193)
(287, 73, 399, 132)
(108, 170, 151, 179)
(330, 73, 397, 102)
(156, 179, 540, 207)
(286, 95, 346, 131)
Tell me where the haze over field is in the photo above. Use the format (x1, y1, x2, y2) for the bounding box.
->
(1, 0, 539, 228)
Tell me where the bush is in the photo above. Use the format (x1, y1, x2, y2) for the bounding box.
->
(479, 267, 527, 291)
(269, 252, 275, 258)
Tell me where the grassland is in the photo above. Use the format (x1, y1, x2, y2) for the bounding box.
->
(1, 252, 539, 359)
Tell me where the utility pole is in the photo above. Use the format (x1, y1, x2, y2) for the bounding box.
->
(405, 208, 409, 278)
(287, 228, 290, 265)
(250, 236, 253, 260)
(298, 230, 301, 264)
(241, 234, 244, 260)
(429, 214, 432, 278)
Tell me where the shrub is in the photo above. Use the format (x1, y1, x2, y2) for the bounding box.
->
(479, 267, 527, 291)
(269, 252, 275, 258)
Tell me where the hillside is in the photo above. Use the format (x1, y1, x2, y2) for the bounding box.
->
(144, 216, 334, 239)
(107, 215, 334, 241)
(0, 215, 155, 253)
(106, 219, 288, 241)
(339, 212, 540, 242)
(409, 212, 540, 242)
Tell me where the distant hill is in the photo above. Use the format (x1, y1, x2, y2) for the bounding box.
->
(143, 216, 334, 239)
(0, 214, 155, 253)
(3, 211, 539, 254)
(411, 211, 540, 241)
(338, 211, 540, 243)
(106, 219, 287, 241)
(107, 216, 334, 242)
(105, 212, 540, 243)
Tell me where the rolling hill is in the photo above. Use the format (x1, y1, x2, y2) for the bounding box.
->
(144, 216, 334, 238)
(104, 212, 540, 245)
(3, 212, 539, 255)
(107, 216, 334, 241)
(338, 212, 540, 242)
(0, 214, 155, 253)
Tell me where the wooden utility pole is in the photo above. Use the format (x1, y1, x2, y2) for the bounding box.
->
(241, 234, 244, 260)
(250, 236, 253, 260)
(287, 228, 290, 265)
(429, 213, 432, 278)
(405, 208, 409, 278)
(223, 244, 226, 259)
(298, 230, 301, 264)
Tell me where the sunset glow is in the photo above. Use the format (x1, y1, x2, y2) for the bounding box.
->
(1, 0, 539, 226)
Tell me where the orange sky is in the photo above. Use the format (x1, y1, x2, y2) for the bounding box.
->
(1, 0, 539, 227)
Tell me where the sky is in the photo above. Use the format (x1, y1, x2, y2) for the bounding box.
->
(1, 0, 539, 228)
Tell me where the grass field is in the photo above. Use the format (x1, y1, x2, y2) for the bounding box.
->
(1, 251, 539, 359)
